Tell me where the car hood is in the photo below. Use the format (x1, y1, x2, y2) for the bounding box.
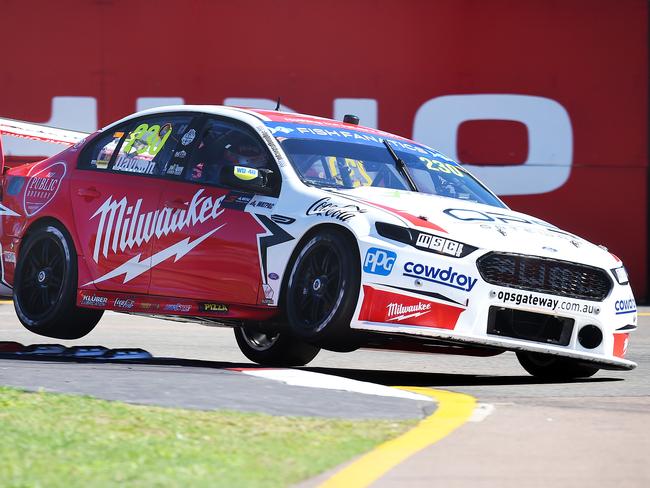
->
(328, 187, 618, 268)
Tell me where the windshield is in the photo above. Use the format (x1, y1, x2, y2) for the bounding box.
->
(277, 137, 505, 208)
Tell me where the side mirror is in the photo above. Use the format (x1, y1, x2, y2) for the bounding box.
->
(220, 165, 274, 191)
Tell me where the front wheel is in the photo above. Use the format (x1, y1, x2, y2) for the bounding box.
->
(13, 224, 103, 339)
(516, 351, 599, 379)
(284, 229, 360, 350)
(234, 327, 320, 366)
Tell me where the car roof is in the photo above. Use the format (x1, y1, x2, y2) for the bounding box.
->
(103, 105, 411, 142)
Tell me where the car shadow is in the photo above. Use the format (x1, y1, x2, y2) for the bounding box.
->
(302, 366, 624, 387)
(0, 341, 624, 387)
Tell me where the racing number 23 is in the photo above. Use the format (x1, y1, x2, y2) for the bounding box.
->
(419, 156, 464, 177)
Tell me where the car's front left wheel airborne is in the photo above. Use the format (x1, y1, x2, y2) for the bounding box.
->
(284, 229, 360, 350)
(13, 223, 103, 339)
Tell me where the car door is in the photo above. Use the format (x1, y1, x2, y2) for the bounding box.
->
(148, 116, 281, 304)
(70, 113, 199, 294)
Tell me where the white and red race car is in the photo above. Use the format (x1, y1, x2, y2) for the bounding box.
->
(0, 106, 637, 378)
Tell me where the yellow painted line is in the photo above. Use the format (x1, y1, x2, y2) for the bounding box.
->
(638, 312, 650, 316)
(0, 299, 11, 304)
(318, 387, 476, 488)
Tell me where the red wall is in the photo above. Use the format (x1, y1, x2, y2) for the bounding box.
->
(1, 0, 647, 299)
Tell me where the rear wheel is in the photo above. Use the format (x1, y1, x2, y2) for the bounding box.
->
(234, 326, 320, 366)
(284, 229, 360, 350)
(13, 224, 103, 339)
(516, 351, 599, 379)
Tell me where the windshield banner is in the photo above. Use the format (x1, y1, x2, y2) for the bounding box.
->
(264, 122, 458, 164)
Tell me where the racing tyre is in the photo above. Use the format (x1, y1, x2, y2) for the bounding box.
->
(13, 224, 103, 339)
(234, 326, 320, 366)
(284, 229, 361, 350)
(516, 351, 599, 379)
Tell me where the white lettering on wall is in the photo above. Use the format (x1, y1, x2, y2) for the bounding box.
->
(413, 94, 573, 196)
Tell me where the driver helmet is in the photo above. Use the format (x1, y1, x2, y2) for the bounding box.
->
(223, 137, 267, 168)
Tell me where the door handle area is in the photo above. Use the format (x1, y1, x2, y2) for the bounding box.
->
(164, 199, 188, 210)
(77, 187, 101, 199)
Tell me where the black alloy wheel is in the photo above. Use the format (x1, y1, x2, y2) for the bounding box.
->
(234, 326, 320, 366)
(14, 224, 103, 339)
(285, 229, 360, 350)
(17, 232, 66, 320)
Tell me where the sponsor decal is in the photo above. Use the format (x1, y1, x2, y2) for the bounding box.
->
(166, 163, 184, 176)
(223, 191, 254, 211)
(91, 188, 223, 263)
(85, 189, 226, 286)
(496, 290, 600, 314)
(403, 262, 477, 292)
(139, 302, 159, 310)
(70, 137, 87, 151)
(164, 303, 192, 312)
(306, 197, 367, 222)
(257, 127, 287, 167)
(23, 161, 66, 217)
(270, 214, 295, 225)
(358, 285, 463, 329)
(262, 284, 274, 299)
(386, 301, 431, 322)
(264, 121, 450, 160)
(0, 203, 20, 218)
(81, 294, 108, 307)
(614, 298, 636, 315)
(113, 154, 156, 174)
(363, 247, 396, 276)
(201, 303, 228, 313)
(2, 251, 16, 264)
(174, 150, 187, 158)
(613, 333, 630, 358)
(181, 129, 196, 146)
(443, 208, 575, 238)
(113, 298, 135, 309)
(268, 272, 279, 280)
(414, 232, 468, 257)
(124, 123, 172, 156)
(234, 166, 259, 181)
(247, 197, 275, 210)
(261, 298, 274, 305)
(268, 126, 294, 135)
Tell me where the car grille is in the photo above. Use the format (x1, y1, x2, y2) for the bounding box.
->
(477, 252, 612, 301)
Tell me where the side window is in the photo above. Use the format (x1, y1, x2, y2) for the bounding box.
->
(112, 115, 194, 177)
(79, 127, 127, 170)
(186, 119, 274, 187)
(78, 114, 197, 177)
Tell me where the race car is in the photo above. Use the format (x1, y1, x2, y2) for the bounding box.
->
(0, 106, 637, 378)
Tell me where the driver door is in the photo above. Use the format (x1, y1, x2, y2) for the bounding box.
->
(148, 117, 281, 304)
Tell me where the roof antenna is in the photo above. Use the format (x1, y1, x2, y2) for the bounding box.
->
(275, 97, 281, 111)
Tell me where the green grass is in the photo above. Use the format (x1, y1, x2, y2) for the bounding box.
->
(0, 387, 415, 488)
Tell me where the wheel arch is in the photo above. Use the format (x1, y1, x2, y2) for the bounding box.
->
(18, 217, 77, 259)
(278, 222, 361, 310)
(16, 216, 90, 291)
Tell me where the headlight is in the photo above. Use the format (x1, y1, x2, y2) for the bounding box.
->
(611, 266, 629, 285)
(375, 222, 477, 258)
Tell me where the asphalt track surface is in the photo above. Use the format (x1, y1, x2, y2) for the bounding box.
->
(1, 300, 648, 487)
